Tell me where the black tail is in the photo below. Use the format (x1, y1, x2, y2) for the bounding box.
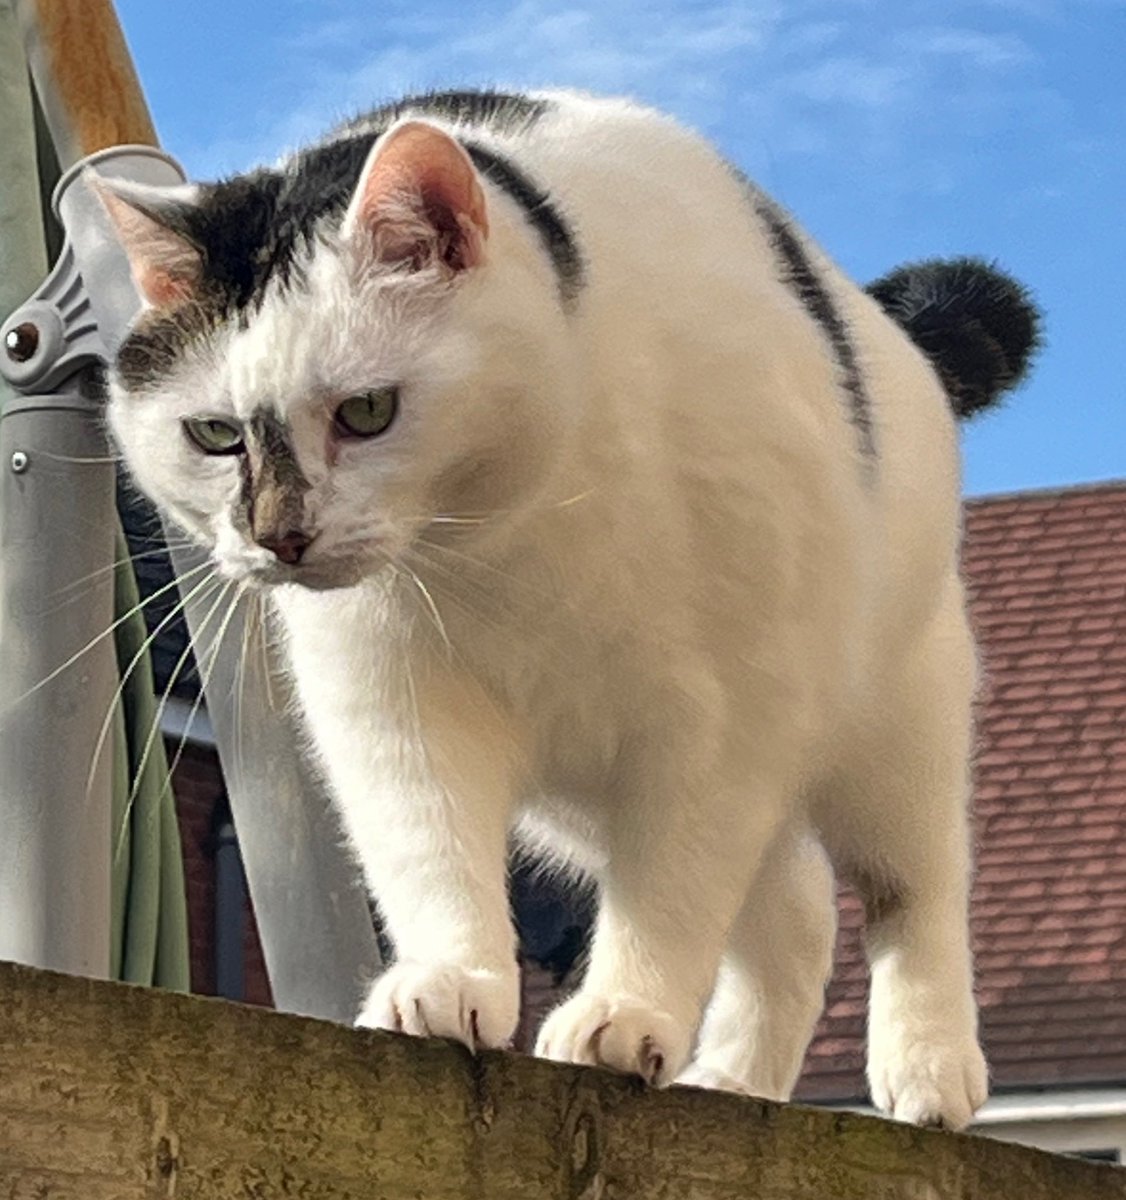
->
(865, 257, 1042, 420)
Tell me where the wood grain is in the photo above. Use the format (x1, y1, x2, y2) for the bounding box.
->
(16, 0, 157, 166)
(0, 961, 1121, 1199)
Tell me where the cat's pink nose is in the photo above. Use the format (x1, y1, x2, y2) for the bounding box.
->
(256, 529, 311, 565)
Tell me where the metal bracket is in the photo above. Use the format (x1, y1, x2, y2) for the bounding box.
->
(1, 144, 186, 400)
(0, 244, 103, 396)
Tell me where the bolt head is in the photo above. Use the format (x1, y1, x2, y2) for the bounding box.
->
(4, 322, 40, 363)
(10, 451, 29, 474)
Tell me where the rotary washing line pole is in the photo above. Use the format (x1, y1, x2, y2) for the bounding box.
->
(0, 0, 171, 978)
(0, 0, 379, 1013)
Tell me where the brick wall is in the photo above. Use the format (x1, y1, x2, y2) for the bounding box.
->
(168, 740, 271, 1007)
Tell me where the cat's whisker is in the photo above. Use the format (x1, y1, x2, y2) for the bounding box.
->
(113, 579, 237, 864)
(4, 560, 214, 715)
(400, 548, 520, 653)
(426, 514, 491, 527)
(550, 488, 596, 511)
(159, 582, 249, 847)
(422, 489, 595, 530)
(414, 536, 559, 612)
(47, 541, 198, 605)
(85, 569, 221, 803)
(397, 560, 454, 661)
(30, 449, 125, 466)
(257, 591, 279, 714)
(410, 540, 521, 618)
(233, 600, 249, 779)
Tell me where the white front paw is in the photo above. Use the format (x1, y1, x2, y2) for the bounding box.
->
(868, 1026, 988, 1130)
(356, 960, 519, 1051)
(535, 992, 691, 1086)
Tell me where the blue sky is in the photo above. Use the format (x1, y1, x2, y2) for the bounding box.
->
(115, 0, 1124, 497)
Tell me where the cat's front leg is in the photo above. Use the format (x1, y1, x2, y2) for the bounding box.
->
(303, 664, 522, 1051)
(536, 758, 788, 1085)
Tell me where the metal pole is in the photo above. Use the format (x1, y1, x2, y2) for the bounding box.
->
(0, 0, 163, 978)
(0, 147, 181, 976)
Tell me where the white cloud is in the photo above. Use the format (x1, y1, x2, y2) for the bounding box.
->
(895, 27, 1033, 68)
(182, 0, 1052, 202)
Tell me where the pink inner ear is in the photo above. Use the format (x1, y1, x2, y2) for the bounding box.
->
(88, 174, 202, 310)
(352, 122, 489, 272)
(138, 265, 196, 308)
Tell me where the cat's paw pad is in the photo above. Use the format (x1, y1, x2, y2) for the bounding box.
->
(356, 960, 519, 1051)
(535, 992, 690, 1086)
(868, 1029, 988, 1130)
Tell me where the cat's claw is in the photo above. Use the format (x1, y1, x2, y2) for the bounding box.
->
(868, 1026, 988, 1131)
(535, 992, 691, 1086)
(356, 960, 519, 1051)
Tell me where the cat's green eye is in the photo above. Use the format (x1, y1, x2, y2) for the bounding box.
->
(183, 416, 244, 456)
(333, 388, 398, 439)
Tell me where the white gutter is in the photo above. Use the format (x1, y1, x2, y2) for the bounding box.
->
(822, 1089, 1126, 1126)
(973, 1089, 1126, 1126)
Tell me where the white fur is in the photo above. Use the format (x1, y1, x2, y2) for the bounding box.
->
(108, 91, 987, 1128)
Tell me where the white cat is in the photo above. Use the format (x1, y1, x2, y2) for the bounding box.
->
(95, 88, 1039, 1130)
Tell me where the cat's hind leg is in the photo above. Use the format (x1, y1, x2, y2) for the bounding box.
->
(819, 581, 987, 1130)
(677, 827, 836, 1101)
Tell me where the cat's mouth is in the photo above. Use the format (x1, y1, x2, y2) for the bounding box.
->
(216, 527, 397, 592)
(222, 549, 375, 592)
(247, 559, 373, 592)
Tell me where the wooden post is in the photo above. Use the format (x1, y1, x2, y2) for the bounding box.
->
(14, 0, 157, 165)
(0, 961, 1121, 1199)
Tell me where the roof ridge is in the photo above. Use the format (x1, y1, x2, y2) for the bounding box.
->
(965, 477, 1126, 506)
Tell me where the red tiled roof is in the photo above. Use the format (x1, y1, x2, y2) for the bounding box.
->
(796, 479, 1126, 1101)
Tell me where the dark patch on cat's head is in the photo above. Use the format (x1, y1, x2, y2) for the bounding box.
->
(111, 89, 581, 394)
(238, 408, 311, 548)
(111, 141, 374, 392)
(126, 88, 555, 326)
(115, 301, 218, 392)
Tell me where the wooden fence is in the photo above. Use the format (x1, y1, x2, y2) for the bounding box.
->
(0, 960, 1121, 1198)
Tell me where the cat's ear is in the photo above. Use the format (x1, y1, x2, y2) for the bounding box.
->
(342, 120, 488, 275)
(86, 174, 204, 309)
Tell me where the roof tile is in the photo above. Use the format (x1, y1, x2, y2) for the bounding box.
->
(795, 480, 1126, 1102)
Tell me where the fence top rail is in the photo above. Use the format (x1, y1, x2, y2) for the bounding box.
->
(0, 960, 1121, 1199)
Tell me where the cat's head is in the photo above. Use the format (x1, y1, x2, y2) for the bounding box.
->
(96, 119, 573, 591)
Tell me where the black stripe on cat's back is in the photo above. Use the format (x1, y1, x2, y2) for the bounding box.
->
(754, 198, 876, 462)
(462, 141, 584, 305)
